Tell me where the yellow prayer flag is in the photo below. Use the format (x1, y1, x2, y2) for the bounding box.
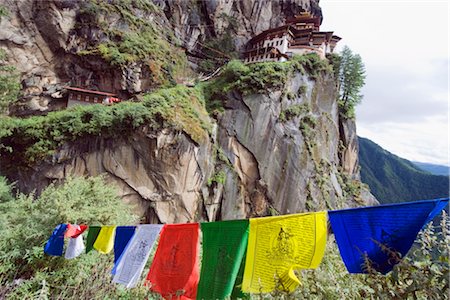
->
(242, 212, 327, 293)
(93, 225, 116, 254)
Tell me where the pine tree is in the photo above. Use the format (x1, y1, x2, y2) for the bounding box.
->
(337, 46, 366, 119)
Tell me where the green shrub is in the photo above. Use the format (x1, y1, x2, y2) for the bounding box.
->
(0, 176, 13, 203)
(201, 54, 331, 115)
(279, 103, 310, 122)
(297, 85, 307, 97)
(75, 0, 189, 87)
(0, 176, 141, 298)
(207, 170, 226, 187)
(0, 85, 211, 165)
(0, 5, 8, 18)
(0, 49, 21, 114)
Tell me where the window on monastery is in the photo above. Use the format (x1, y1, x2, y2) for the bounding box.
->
(77, 94, 81, 100)
(94, 97, 98, 103)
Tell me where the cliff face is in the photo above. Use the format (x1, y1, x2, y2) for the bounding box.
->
(161, 0, 322, 51)
(9, 129, 214, 223)
(0, 0, 377, 222)
(216, 72, 377, 220)
(0, 0, 321, 114)
(1, 70, 377, 222)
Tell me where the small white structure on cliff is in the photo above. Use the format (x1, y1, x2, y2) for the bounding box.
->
(65, 87, 121, 108)
(243, 12, 341, 63)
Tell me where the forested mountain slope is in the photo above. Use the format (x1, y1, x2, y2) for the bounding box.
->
(359, 137, 449, 203)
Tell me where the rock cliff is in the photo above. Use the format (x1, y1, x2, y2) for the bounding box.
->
(0, 0, 377, 223)
(0, 0, 321, 113)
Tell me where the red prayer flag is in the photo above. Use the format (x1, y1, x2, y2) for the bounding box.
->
(146, 223, 200, 300)
(65, 224, 88, 238)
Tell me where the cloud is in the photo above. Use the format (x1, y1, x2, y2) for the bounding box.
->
(356, 65, 448, 124)
(357, 116, 449, 166)
(321, 1, 449, 165)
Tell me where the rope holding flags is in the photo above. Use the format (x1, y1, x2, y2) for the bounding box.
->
(42, 198, 449, 299)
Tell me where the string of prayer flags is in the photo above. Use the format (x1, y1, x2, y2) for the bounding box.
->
(44, 224, 68, 256)
(146, 223, 200, 300)
(113, 225, 162, 288)
(65, 225, 85, 259)
(328, 198, 449, 274)
(93, 226, 116, 254)
(242, 212, 327, 293)
(113, 226, 136, 264)
(196, 220, 249, 300)
(42, 197, 449, 295)
(85, 226, 101, 253)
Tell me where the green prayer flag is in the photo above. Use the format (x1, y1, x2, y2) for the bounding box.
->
(231, 252, 249, 300)
(197, 220, 249, 300)
(85, 226, 101, 253)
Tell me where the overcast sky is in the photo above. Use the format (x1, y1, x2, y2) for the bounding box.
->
(320, 0, 449, 166)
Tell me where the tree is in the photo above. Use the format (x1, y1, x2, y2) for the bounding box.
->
(337, 46, 366, 119)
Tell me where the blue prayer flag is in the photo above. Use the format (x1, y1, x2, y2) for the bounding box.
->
(44, 224, 67, 256)
(112, 226, 136, 275)
(329, 198, 449, 274)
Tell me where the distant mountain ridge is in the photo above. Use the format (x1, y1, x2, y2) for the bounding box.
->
(413, 161, 449, 176)
(358, 137, 449, 204)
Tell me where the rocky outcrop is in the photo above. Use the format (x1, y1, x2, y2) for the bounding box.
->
(7, 128, 214, 224)
(216, 72, 377, 220)
(0, 0, 378, 223)
(162, 0, 322, 51)
(2, 71, 377, 222)
(0, 0, 321, 114)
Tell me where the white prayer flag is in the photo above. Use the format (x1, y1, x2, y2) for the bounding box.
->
(112, 224, 163, 288)
(65, 225, 85, 259)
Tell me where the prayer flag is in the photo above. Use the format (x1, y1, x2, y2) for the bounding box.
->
(114, 226, 136, 264)
(113, 224, 162, 288)
(196, 220, 249, 300)
(242, 212, 327, 293)
(65, 225, 85, 259)
(328, 198, 449, 274)
(230, 252, 249, 300)
(64, 224, 78, 238)
(44, 224, 67, 256)
(146, 223, 200, 300)
(93, 226, 116, 254)
(66, 224, 88, 238)
(85, 226, 101, 253)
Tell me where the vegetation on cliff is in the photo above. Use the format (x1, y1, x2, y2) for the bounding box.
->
(0, 53, 330, 167)
(201, 53, 332, 115)
(0, 85, 210, 165)
(328, 46, 366, 119)
(75, 0, 190, 87)
(0, 49, 20, 114)
(358, 137, 449, 203)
